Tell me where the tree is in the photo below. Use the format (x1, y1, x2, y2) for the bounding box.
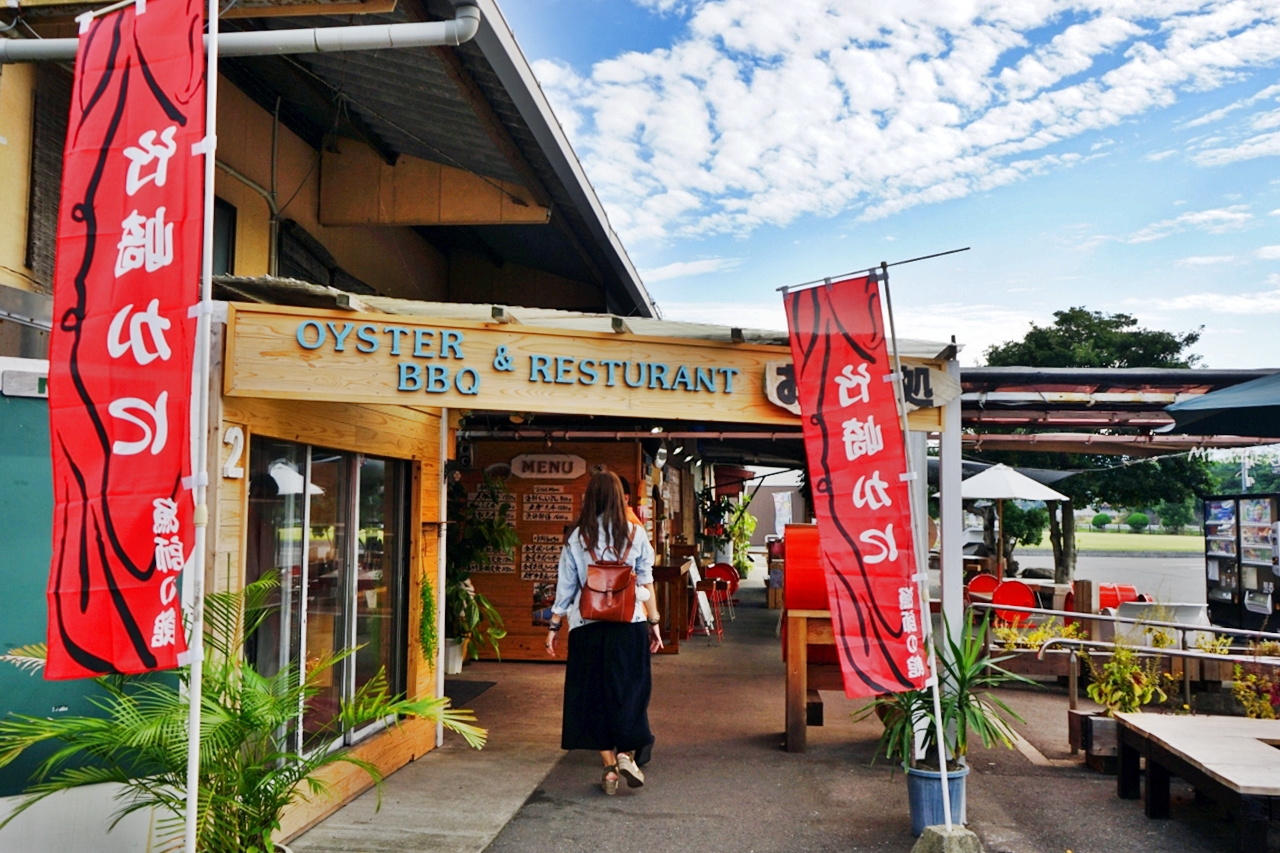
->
(1156, 498, 1194, 534)
(1092, 513, 1112, 530)
(1126, 511, 1150, 533)
(985, 307, 1202, 368)
(1001, 503, 1049, 575)
(976, 307, 1208, 583)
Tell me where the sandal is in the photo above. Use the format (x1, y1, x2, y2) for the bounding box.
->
(602, 764, 619, 796)
(617, 752, 645, 788)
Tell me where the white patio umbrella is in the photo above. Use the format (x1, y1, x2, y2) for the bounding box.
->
(961, 464, 1067, 575)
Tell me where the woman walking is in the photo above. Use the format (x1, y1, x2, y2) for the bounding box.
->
(545, 471, 663, 795)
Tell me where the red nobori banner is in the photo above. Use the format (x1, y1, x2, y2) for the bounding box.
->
(783, 275, 927, 698)
(47, 0, 205, 679)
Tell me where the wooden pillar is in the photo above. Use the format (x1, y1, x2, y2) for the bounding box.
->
(785, 613, 808, 753)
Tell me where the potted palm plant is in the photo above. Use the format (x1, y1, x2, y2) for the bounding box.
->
(856, 613, 1027, 836)
(0, 573, 486, 852)
(444, 475, 516, 671)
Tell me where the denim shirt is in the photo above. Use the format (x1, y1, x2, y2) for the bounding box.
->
(552, 520, 655, 630)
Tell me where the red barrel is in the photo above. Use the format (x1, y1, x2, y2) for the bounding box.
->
(1098, 583, 1138, 611)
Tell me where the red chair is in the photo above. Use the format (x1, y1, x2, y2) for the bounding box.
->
(704, 564, 739, 620)
(991, 580, 1036, 625)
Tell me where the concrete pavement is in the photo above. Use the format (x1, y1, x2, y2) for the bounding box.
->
(292, 575, 1276, 853)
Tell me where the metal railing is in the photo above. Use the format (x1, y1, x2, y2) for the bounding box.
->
(969, 601, 1280, 709)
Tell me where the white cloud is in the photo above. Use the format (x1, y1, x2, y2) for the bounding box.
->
(1145, 149, 1178, 161)
(1185, 82, 1280, 127)
(1176, 255, 1236, 266)
(632, 0, 694, 12)
(1257, 245, 1280, 259)
(639, 257, 741, 282)
(659, 300, 786, 330)
(1194, 130, 1280, 166)
(1127, 205, 1253, 243)
(1149, 278, 1280, 313)
(536, 1, 1280, 241)
(897, 303, 1045, 366)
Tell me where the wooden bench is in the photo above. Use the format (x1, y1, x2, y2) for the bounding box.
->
(1117, 712, 1280, 853)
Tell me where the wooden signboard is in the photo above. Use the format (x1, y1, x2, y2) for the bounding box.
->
(225, 304, 797, 424)
(460, 441, 641, 661)
(225, 304, 949, 428)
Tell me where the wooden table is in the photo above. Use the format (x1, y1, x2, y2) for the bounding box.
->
(784, 609, 841, 753)
(1117, 712, 1280, 852)
(652, 563, 687, 655)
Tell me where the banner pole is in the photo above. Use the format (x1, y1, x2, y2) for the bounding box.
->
(183, 0, 219, 848)
(879, 261, 952, 831)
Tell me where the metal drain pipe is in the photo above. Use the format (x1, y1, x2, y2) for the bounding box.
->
(456, 429, 805, 441)
(0, 4, 480, 63)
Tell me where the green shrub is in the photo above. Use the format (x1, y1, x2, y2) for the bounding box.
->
(1091, 513, 1112, 530)
(1126, 511, 1150, 533)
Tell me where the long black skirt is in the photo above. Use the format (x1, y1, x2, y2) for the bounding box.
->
(561, 620, 655, 753)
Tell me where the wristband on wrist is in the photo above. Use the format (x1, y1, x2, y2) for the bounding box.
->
(647, 616, 661, 625)
(548, 619, 563, 632)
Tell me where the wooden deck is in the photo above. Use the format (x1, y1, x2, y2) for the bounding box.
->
(1117, 712, 1280, 853)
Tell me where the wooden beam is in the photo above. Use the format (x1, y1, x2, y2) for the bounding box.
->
(320, 140, 550, 226)
(432, 45, 607, 289)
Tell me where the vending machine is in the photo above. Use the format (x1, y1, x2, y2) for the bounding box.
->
(1204, 494, 1280, 630)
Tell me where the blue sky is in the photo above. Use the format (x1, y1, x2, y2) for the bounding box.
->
(501, 0, 1280, 367)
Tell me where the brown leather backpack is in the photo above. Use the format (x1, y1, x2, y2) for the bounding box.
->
(578, 528, 638, 623)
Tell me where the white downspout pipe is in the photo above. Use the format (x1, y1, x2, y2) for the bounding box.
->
(0, 4, 480, 63)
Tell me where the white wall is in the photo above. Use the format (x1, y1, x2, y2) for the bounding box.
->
(0, 784, 155, 853)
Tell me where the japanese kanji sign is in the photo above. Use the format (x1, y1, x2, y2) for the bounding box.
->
(47, 0, 204, 678)
(783, 275, 927, 698)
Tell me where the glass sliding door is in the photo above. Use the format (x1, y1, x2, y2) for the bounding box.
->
(351, 457, 409, 735)
(244, 436, 410, 751)
(302, 449, 352, 750)
(245, 439, 306, 682)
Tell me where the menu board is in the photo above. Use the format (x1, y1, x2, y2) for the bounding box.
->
(521, 533, 564, 582)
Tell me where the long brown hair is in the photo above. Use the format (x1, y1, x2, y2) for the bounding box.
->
(574, 471, 631, 557)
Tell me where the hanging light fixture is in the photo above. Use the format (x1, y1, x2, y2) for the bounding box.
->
(654, 444, 668, 469)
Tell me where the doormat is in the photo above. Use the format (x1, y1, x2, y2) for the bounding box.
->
(444, 679, 496, 708)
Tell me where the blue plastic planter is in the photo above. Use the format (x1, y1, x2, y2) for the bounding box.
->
(905, 764, 969, 836)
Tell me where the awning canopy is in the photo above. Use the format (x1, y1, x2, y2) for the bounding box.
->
(1164, 372, 1280, 438)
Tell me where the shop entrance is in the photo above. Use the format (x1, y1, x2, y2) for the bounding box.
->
(220, 298, 965, 696)
(447, 424, 793, 661)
